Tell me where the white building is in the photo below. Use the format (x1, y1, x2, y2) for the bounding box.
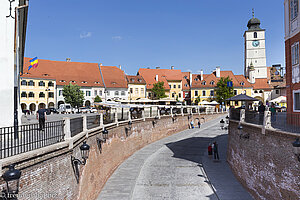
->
(0, 0, 28, 127)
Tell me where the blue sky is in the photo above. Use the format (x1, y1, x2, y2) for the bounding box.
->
(25, 0, 284, 75)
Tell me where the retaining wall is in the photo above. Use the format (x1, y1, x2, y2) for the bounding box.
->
(228, 120, 300, 200)
(0, 113, 223, 200)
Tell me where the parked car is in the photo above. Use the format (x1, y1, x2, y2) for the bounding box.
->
(79, 107, 89, 113)
(58, 104, 73, 114)
(47, 108, 58, 114)
(90, 107, 97, 113)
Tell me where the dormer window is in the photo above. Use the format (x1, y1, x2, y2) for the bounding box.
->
(194, 78, 198, 81)
(138, 79, 142, 82)
(94, 81, 100, 84)
(70, 80, 76, 83)
(202, 81, 206, 85)
(210, 81, 214, 85)
(184, 76, 187, 79)
(82, 81, 87, 84)
(185, 84, 188, 87)
(112, 82, 116, 85)
(240, 82, 245, 86)
(60, 80, 66, 83)
(131, 78, 135, 82)
(43, 74, 49, 77)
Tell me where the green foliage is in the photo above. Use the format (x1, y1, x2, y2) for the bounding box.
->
(151, 81, 167, 99)
(62, 83, 85, 108)
(94, 95, 102, 102)
(195, 96, 201, 105)
(214, 76, 234, 103)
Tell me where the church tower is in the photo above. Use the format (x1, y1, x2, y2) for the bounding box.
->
(244, 10, 267, 80)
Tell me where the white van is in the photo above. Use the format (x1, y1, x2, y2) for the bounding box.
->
(58, 104, 73, 114)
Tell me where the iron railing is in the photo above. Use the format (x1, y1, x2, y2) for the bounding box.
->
(230, 109, 240, 121)
(245, 110, 262, 125)
(103, 113, 115, 124)
(70, 117, 83, 137)
(271, 112, 300, 134)
(0, 120, 64, 159)
(87, 115, 100, 130)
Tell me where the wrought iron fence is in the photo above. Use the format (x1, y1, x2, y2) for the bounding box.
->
(271, 112, 300, 134)
(245, 110, 262, 125)
(230, 109, 240, 121)
(0, 120, 64, 159)
(70, 117, 83, 137)
(103, 112, 115, 124)
(87, 115, 100, 130)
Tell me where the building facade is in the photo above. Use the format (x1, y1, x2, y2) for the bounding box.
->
(284, 0, 300, 113)
(126, 75, 146, 101)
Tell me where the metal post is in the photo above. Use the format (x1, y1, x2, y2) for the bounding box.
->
(158, 106, 161, 119)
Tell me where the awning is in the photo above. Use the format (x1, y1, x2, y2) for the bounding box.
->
(225, 94, 259, 101)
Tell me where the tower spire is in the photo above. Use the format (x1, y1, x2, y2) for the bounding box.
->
(252, 8, 254, 18)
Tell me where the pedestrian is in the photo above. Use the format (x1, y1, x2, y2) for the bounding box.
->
(198, 121, 201, 128)
(258, 101, 265, 125)
(36, 108, 47, 131)
(208, 143, 212, 156)
(213, 141, 219, 160)
(190, 120, 194, 129)
(270, 103, 276, 122)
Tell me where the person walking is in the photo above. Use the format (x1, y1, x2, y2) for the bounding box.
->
(190, 120, 194, 129)
(258, 101, 265, 125)
(213, 141, 219, 160)
(198, 121, 201, 128)
(208, 143, 212, 156)
(270, 103, 277, 122)
(36, 108, 47, 131)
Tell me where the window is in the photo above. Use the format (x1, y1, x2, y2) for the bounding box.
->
(194, 78, 198, 81)
(60, 80, 66, 83)
(185, 84, 188, 87)
(185, 92, 189, 98)
(86, 91, 91, 96)
(21, 80, 27, 86)
(59, 90, 63, 96)
(210, 81, 214, 85)
(130, 88, 133, 94)
(172, 93, 175, 98)
(202, 91, 206, 96)
(294, 91, 300, 111)
(276, 90, 279, 94)
(121, 91, 125, 96)
(99, 90, 103, 96)
(234, 90, 237, 95)
(48, 92, 54, 98)
(141, 88, 144, 95)
(210, 90, 214, 96)
(291, 0, 299, 20)
(235, 101, 238, 106)
(70, 80, 76, 84)
(21, 92, 27, 98)
(38, 81, 45, 87)
(28, 80, 35, 86)
(115, 91, 119, 96)
(184, 76, 187, 79)
(195, 91, 198, 96)
(107, 91, 110, 96)
(82, 81, 87, 84)
(173, 84, 176, 89)
(135, 88, 138, 95)
(94, 90, 97, 96)
(39, 92, 45, 98)
(179, 93, 181, 98)
(48, 81, 54, 87)
(240, 82, 245, 86)
(169, 84, 171, 88)
(254, 90, 258, 93)
(292, 42, 300, 83)
(28, 92, 34, 98)
(254, 32, 257, 38)
(178, 84, 181, 88)
(259, 90, 263, 93)
(202, 81, 206, 85)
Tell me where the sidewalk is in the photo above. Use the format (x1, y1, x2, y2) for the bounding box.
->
(97, 116, 253, 200)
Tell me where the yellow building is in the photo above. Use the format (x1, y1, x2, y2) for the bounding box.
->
(168, 80, 183, 101)
(126, 75, 146, 100)
(190, 68, 253, 107)
(20, 77, 56, 113)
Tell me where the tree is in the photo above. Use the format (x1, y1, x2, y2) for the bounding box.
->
(215, 76, 234, 104)
(195, 96, 201, 105)
(151, 81, 167, 99)
(94, 95, 102, 102)
(62, 83, 85, 108)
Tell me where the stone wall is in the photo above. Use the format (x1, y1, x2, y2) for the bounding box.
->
(228, 120, 300, 200)
(0, 113, 222, 200)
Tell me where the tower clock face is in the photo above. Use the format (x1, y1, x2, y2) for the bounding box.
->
(252, 40, 260, 47)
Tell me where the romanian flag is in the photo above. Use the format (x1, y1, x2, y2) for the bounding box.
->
(28, 57, 39, 71)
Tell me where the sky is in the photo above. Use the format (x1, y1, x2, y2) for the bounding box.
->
(24, 0, 285, 75)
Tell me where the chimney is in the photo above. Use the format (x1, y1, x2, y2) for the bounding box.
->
(100, 63, 103, 66)
(216, 66, 220, 78)
(171, 66, 174, 70)
(66, 58, 71, 62)
(200, 69, 203, 81)
(189, 73, 192, 86)
(155, 75, 159, 81)
(119, 65, 122, 69)
(156, 67, 160, 69)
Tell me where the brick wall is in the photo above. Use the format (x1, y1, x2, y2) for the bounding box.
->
(0, 113, 222, 200)
(227, 120, 300, 200)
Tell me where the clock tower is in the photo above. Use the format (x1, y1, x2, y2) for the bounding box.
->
(244, 11, 267, 82)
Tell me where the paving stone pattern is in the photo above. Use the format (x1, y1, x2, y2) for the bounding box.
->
(98, 116, 253, 200)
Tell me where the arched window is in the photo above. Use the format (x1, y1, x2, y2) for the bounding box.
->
(254, 32, 257, 38)
(21, 92, 27, 98)
(28, 80, 35, 86)
(48, 81, 54, 87)
(39, 92, 45, 98)
(21, 80, 27, 86)
(38, 81, 45, 86)
(202, 81, 206, 85)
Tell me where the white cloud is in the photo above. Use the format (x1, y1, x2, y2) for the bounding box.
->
(187, 69, 192, 72)
(80, 32, 92, 39)
(112, 36, 122, 41)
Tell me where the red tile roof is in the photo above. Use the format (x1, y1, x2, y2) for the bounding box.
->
(138, 68, 182, 89)
(251, 78, 272, 90)
(100, 66, 127, 88)
(22, 58, 104, 87)
(126, 75, 146, 84)
(191, 71, 252, 89)
(182, 72, 191, 90)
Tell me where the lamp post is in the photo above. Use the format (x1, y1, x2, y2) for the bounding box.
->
(71, 141, 90, 183)
(2, 164, 21, 199)
(292, 138, 300, 162)
(225, 116, 229, 124)
(220, 119, 225, 130)
(102, 128, 109, 141)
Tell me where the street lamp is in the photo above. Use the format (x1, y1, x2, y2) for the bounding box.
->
(292, 138, 300, 162)
(220, 119, 225, 130)
(225, 116, 229, 124)
(128, 121, 132, 130)
(71, 141, 90, 183)
(102, 128, 109, 141)
(2, 164, 21, 198)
